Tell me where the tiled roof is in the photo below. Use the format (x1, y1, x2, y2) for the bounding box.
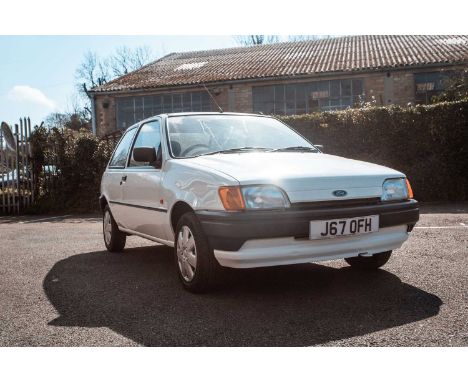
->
(91, 35, 468, 93)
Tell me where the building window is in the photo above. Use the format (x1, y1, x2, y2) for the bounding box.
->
(116, 91, 213, 130)
(414, 72, 449, 104)
(252, 79, 364, 115)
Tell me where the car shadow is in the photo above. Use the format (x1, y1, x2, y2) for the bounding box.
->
(43, 245, 442, 346)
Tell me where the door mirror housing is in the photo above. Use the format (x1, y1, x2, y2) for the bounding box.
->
(315, 144, 324, 152)
(132, 146, 163, 169)
(133, 146, 156, 164)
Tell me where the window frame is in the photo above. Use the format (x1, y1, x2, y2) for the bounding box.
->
(107, 126, 138, 169)
(252, 78, 365, 115)
(115, 91, 214, 130)
(127, 117, 163, 169)
(414, 71, 449, 105)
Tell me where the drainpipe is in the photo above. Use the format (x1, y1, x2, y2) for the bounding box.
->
(90, 93, 97, 135)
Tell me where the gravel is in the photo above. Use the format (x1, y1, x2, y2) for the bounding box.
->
(0, 204, 467, 346)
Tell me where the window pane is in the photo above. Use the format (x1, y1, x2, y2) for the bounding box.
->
(330, 80, 340, 97)
(201, 92, 212, 111)
(116, 98, 135, 130)
(274, 85, 285, 115)
(414, 72, 447, 104)
(285, 85, 296, 115)
(129, 120, 161, 167)
(143, 96, 154, 119)
(341, 79, 351, 96)
(192, 92, 202, 111)
(153, 96, 162, 115)
(109, 128, 137, 167)
(173, 93, 183, 112)
(134, 97, 144, 121)
(295, 84, 306, 114)
(253, 86, 275, 114)
(162, 95, 172, 113)
(183, 93, 192, 111)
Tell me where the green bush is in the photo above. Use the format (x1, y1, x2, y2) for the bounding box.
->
(28, 100, 467, 214)
(280, 100, 468, 201)
(28, 127, 115, 213)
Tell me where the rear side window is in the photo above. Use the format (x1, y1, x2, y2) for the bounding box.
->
(129, 120, 161, 167)
(109, 128, 137, 168)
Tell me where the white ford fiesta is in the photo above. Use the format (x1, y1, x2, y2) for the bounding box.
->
(100, 112, 419, 292)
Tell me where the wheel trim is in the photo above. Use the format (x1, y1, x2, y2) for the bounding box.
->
(103, 210, 112, 245)
(177, 225, 197, 282)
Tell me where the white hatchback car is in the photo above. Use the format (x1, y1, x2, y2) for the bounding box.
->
(100, 112, 419, 292)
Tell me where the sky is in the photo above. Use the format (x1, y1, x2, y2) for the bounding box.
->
(0, 36, 240, 126)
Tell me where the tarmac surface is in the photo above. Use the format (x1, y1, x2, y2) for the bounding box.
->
(0, 203, 467, 346)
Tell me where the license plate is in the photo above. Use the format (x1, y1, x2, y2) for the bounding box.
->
(309, 215, 379, 239)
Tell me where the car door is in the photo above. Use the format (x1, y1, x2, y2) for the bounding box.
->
(105, 127, 138, 227)
(120, 119, 167, 239)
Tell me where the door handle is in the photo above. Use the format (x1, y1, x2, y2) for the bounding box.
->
(120, 175, 127, 185)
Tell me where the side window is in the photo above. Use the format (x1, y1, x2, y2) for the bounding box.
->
(109, 128, 137, 168)
(129, 120, 162, 167)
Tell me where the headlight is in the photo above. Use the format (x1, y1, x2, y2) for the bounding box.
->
(218, 185, 290, 211)
(241, 185, 290, 209)
(381, 178, 411, 201)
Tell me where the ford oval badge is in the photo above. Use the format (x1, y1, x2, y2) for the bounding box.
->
(333, 190, 347, 197)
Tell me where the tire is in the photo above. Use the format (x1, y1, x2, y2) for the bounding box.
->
(103, 205, 126, 252)
(174, 212, 222, 293)
(345, 251, 392, 270)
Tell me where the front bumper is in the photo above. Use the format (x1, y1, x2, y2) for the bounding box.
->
(196, 199, 419, 252)
(213, 225, 409, 268)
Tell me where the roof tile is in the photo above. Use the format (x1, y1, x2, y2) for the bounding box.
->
(91, 35, 468, 93)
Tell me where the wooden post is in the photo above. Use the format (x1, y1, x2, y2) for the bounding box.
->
(19, 118, 24, 210)
(27, 118, 33, 206)
(0, 128, 4, 214)
(6, 151, 11, 213)
(14, 124, 20, 214)
(28, 119, 35, 205)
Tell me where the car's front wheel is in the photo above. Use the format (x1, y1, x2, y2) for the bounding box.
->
(103, 205, 126, 252)
(345, 251, 392, 269)
(174, 212, 222, 293)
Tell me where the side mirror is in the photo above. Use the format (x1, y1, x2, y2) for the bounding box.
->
(315, 144, 324, 152)
(132, 146, 163, 169)
(133, 146, 156, 163)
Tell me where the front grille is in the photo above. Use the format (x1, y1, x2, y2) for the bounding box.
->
(290, 197, 381, 211)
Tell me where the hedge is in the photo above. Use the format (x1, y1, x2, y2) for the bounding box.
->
(28, 99, 468, 213)
(279, 100, 468, 201)
(28, 127, 115, 213)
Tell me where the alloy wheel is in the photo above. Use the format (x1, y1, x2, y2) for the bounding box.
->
(176, 225, 197, 281)
(103, 210, 112, 245)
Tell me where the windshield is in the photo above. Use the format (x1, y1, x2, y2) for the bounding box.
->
(167, 115, 315, 158)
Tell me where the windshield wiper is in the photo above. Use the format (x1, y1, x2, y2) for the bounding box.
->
(272, 146, 319, 153)
(203, 147, 273, 155)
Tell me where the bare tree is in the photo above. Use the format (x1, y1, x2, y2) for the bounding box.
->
(288, 35, 333, 42)
(106, 45, 153, 77)
(234, 35, 280, 46)
(75, 46, 153, 96)
(75, 51, 110, 98)
(74, 45, 154, 126)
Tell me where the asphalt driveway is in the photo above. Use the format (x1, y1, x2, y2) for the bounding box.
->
(0, 204, 467, 346)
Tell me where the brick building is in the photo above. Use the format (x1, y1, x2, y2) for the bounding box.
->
(89, 35, 468, 136)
